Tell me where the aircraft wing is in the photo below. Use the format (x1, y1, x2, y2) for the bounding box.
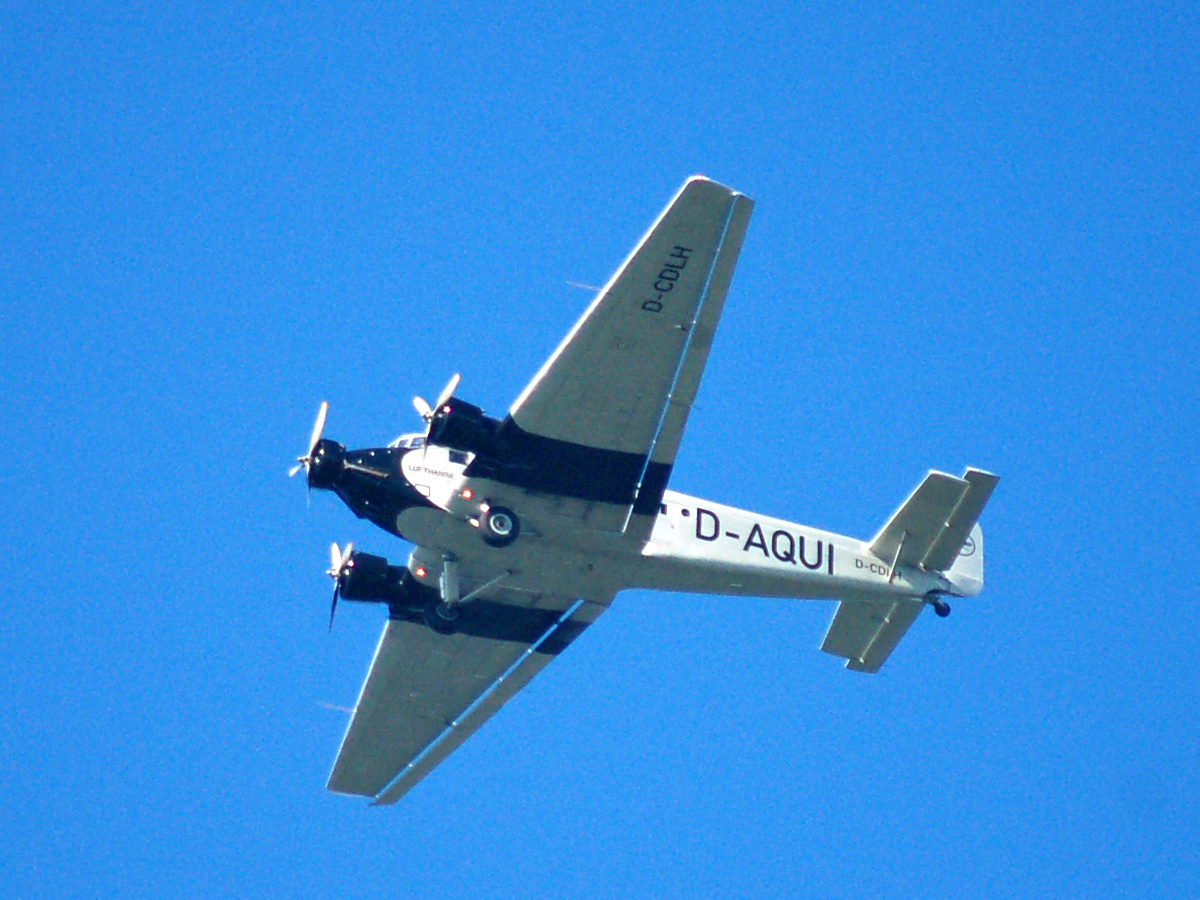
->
(327, 588, 610, 805)
(487, 176, 754, 539)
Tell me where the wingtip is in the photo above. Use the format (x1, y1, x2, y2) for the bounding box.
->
(680, 173, 750, 202)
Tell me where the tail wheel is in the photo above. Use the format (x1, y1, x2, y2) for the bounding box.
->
(479, 504, 520, 547)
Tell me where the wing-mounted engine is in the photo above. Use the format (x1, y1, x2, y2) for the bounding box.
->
(334, 550, 405, 603)
(426, 397, 503, 460)
(327, 545, 436, 628)
(426, 399, 522, 547)
(415, 374, 502, 460)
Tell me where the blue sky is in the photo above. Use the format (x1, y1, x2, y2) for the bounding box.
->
(2, 2, 1197, 895)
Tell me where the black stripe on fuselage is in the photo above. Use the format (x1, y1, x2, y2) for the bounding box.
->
(464, 416, 671, 515)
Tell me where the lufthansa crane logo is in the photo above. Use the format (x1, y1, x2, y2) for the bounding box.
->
(959, 536, 977, 557)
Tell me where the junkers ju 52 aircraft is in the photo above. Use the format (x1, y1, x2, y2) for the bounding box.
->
(290, 176, 998, 805)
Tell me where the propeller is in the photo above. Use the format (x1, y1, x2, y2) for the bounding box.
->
(289, 401, 329, 479)
(413, 373, 461, 424)
(326, 541, 354, 632)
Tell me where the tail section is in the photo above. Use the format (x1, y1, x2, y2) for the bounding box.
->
(822, 468, 997, 674)
(868, 468, 998, 589)
(944, 522, 985, 596)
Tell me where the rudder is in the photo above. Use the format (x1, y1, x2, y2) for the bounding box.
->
(944, 522, 985, 596)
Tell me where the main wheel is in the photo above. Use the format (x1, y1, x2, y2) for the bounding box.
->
(931, 598, 951, 618)
(479, 504, 520, 547)
(424, 600, 460, 634)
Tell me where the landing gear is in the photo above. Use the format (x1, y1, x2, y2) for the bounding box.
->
(929, 596, 952, 618)
(424, 599, 460, 634)
(424, 554, 462, 633)
(478, 504, 520, 547)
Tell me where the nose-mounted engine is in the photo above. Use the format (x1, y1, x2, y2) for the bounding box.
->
(305, 438, 345, 489)
(289, 401, 342, 488)
(289, 402, 383, 490)
(291, 401, 438, 540)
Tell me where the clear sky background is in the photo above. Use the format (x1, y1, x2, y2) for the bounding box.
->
(3, 2, 1197, 896)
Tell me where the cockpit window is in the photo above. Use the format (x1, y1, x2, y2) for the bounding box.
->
(387, 434, 428, 449)
(448, 450, 468, 464)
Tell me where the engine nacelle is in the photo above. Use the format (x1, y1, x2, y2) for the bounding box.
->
(334, 551, 438, 621)
(426, 397, 502, 458)
(338, 552, 407, 603)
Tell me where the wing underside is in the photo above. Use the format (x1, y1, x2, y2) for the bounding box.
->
(329, 179, 753, 803)
(327, 592, 609, 805)
(490, 176, 754, 539)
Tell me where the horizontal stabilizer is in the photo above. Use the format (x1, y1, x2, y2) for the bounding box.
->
(821, 597, 924, 673)
(869, 468, 999, 574)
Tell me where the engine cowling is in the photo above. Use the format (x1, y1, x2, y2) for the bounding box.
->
(332, 551, 438, 621)
(337, 552, 406, 603)
(307, 439, 345, 489)
(426, 397, 501, 458)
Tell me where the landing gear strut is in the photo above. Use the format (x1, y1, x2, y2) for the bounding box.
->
(425, 555, 462, 633)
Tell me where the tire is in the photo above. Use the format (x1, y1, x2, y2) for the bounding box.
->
(479, 504, 520, 547)
(424, 600, 460, 634)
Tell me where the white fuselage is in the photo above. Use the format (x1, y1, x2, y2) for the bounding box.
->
(390, 440, 947, 606)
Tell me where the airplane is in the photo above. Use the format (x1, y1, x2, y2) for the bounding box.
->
(290, 176, 998, 806)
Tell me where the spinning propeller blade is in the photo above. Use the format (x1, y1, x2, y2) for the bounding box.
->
(413, 373, 460, 423)
(433, 373, 460, 413)
(326, 541, 354, 632)
(289, 401, 329, 478)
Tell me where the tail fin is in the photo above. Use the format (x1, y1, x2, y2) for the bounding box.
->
(868, 468, 998, 591)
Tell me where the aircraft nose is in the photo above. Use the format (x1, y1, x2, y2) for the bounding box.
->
(307, 439, 346, 489)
